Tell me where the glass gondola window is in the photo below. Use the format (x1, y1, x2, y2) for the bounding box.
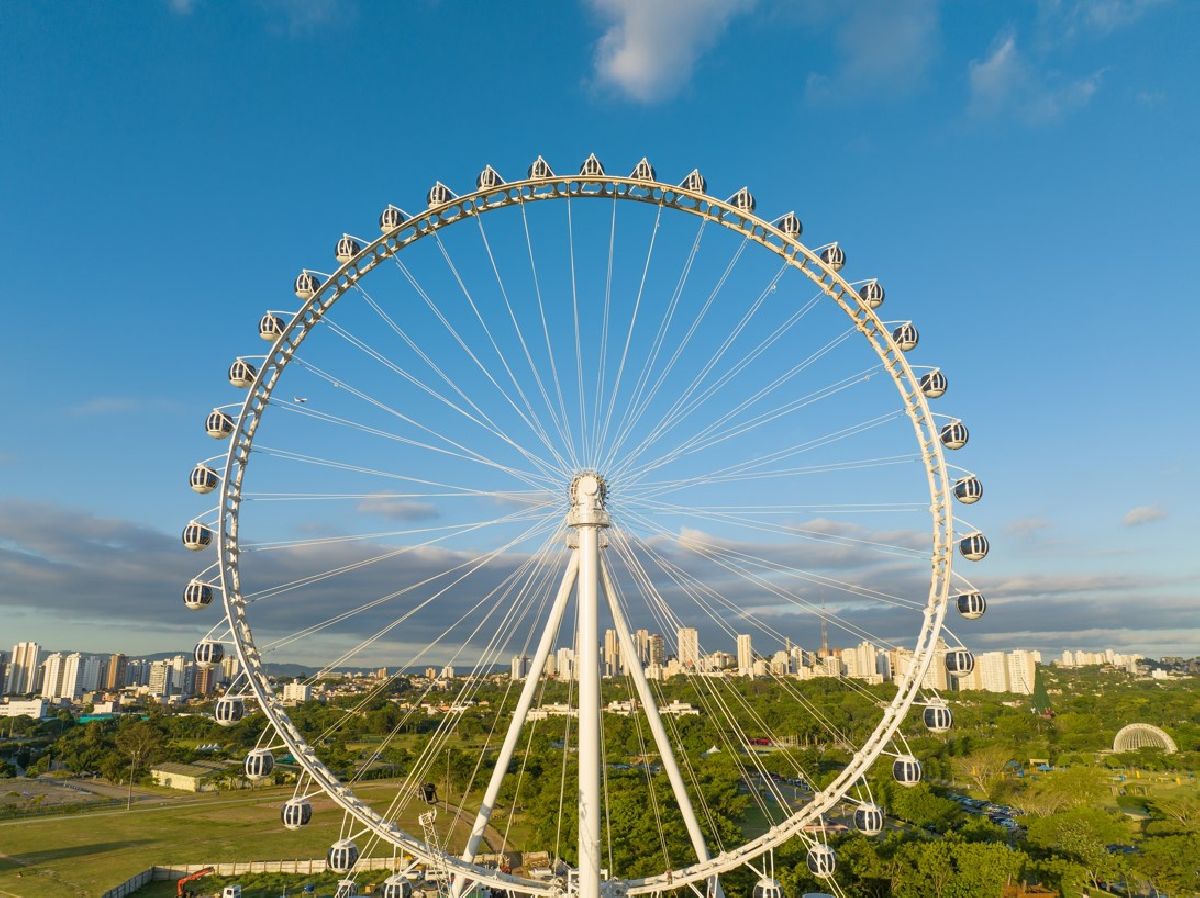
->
(777, 211, 802, 236)
(258, 314, 285, 342)
(184, 579, 214, 610)
(959, 531, 990, 561)
(245, 748, 274, 780)
(854, 804, 884, 835)
(946, 648, 975, 677)
(205, 410, 234, 439)
(328, 839, 361, 874)
(858, 280, 884, 308)
(528, 156, 553, 179)
(752, 878, 782, 898)
(381, 877, 413, 898)
(335, 236, 361, 263)
(580, 153, 605, 176)
(806, 845, 837, 878)
(892, 322, 919, 352)
(281, 798, 313, 830)
(820, 244, 846, 271)
(427, 182, 453, 208)
(680, 169, 706, 192)
(956, 591, 986, 620)
(924, 701, 953, 732)
(194, 640, 224, 668)
(182, 521, 213, 551)
(190, 464, 219, 494)
(214, 696, 245, 727)
(893, 755, 922, 786)
(294, 270, 321, 299)
(630, 158, 656, 181)
(954, 475, 983, 504)
(919, 369, 947, 398)
(379, 205, 407, 232)
(228, 359, 258, 388)
(476, 166, 503, 190)
(940, 420, 969, 449)
(729, 187, 756, 213)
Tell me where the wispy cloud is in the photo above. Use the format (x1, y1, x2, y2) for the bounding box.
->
(587, 0, 755, 103)
(68, 397, 182, 416)
(165, 0, 198, 14)
(356, 495, 440, 522)
(1038, 0, 1172, 41)
(257, 0, 356, 36)
(1123, 504, 1167, 526)
(967, 29, 1103, 124)
(1007, 516, 1051, 538)
(804, 0, 939, 103)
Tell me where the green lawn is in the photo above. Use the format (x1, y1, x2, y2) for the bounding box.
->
(0, 780, 513, 898)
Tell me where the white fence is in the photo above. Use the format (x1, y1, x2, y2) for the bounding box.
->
(101, 859, 403, 898)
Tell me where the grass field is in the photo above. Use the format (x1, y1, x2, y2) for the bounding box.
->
(0, 780, 509, 898)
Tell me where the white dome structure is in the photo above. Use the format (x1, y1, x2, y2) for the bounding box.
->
(1113, 723, 1177, 754)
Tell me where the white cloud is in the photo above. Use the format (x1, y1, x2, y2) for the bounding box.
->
(1007, 516, 1051, 538)
(166, 0, 198, 13)
(967, 29, 1102, 124)
(1123, 504, 1167, 526)
(257, 0, 355, 36)
(68, 397, 181, 416)
(356, 495, 440, 521)
(587, 0, 754, 103)
(804, 0, 939, 103)
(1039, 0, 1171, 40)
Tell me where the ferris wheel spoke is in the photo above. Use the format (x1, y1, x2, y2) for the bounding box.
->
(605, 534, 784, 823)
(619, 361, 880, 486)
(620, 509, 908, 654)
(590, 196, 619, 458)
(243, 489, 551, 503)
(602, 237, 750, 474)
(242, 503, 555, 605)
(622, 409, 907, 497)
(253, 445, 561, 501)
(603, 261, 788, 476)
(610, 526, 859, 746)
(595, 200, 665, 459)
(330, 295, 570, 479)
(613, 326, 860, 487)
(264, 512, 561, 665)
(474, 213, 577, 466)
(287, 360, 559, 490)
(605, 217, 708, 470)
(624, 454, 920, 502)
(430, 232, 577, 475)
(516, 199, 579, 467)
(565, 198, 588, 464)
(394, 254, 577, 475)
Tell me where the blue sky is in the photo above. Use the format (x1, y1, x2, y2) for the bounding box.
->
(0, 0, 1197, 662)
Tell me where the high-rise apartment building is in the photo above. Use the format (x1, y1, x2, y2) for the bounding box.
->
(648, 634, 665, 666)
(635, 629, 651, 665)
(678, 628, 699, 669)
(59, 653, 86, 699)
(603, 629, 621, 677)
(736, 634, 753, 676)
(511, 655, 530, 680)
(40, 653, 66, 699)
(4, 642, 40, 695)
(148, 660, 172, 697)
(104, 654, 128, 691)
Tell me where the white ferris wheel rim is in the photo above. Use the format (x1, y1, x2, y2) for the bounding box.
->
(212, 170, 957, 896)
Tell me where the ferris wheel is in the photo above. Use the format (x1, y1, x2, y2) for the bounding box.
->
(183, 154, 989, 898)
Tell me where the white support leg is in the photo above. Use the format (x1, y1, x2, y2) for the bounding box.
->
(600, 556, 724, 898)
(456, 552, 580, 884)
(569, 473, 608, 898)
(577, 523, 603, 898)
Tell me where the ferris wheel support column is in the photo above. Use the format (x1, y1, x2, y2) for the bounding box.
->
(569, 473, 609, 898)
(455, 551, 580, 893)
(599, 556, 724, 898)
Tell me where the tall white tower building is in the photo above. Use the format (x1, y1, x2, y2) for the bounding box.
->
(736, 634, 753, 676)
(678, 628, 699, 670)
(4, 642, 41, 695)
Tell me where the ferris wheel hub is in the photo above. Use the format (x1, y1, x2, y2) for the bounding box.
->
(568, 471, 610, 527)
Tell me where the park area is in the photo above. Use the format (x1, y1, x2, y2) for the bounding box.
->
(0, 779, 487, 898)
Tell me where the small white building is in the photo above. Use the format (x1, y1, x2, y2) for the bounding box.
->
(0, 698, 48, 718)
